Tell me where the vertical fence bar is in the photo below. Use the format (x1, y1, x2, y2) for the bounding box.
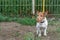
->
(20, 0, 21, 16)
(29, 0, 30, 14)
(32, 0, 35, 15)
(38, 0, 39, 11)
(22, 0, 24, 16)
(0, 1, 2, 13)
(1, 0, 2, 14)
(3, 0, 4, 15)
(23, 0, 24, 16)
(53, 0, 54, 14)
(25, 0, 27, 13)
(49, 0, 50, 12)
(57, 0, 58, 14)
(42, 0, 45, 12)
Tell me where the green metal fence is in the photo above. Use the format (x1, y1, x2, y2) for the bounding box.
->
(0, 0, 60, 17)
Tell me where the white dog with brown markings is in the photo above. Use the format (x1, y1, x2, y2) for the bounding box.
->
(36, 11, 48, 37)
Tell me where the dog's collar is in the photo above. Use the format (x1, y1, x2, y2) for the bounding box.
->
(40, 21, 45, 23)
(39, 17, 46, 23)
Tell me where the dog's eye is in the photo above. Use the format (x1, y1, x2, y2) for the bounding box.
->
(40, 15, 43, 17)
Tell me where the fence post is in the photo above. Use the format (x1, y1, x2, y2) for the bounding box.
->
(32, 0, 35, 18)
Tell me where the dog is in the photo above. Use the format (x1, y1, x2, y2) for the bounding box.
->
(36, 11, 48, 37)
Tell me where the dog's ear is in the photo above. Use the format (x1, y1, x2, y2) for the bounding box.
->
(44, 11, 48, 16)
(36, 11, 40, 15)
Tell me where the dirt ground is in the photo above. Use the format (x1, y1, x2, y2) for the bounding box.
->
(0, 22, 60, 40)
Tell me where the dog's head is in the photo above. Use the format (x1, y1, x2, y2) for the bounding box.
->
(36, 11, 48, 22)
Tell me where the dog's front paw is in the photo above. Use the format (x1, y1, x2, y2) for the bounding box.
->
(44, 34, 47, 36)
(38, 34, 41, 37)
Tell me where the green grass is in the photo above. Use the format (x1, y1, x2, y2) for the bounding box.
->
(23, 32, 34, 40)
(35, 36, 41, 40)
(48, 18, 60, 25)
(48, 19, 60, 33)
(16, 17, 36, 26)
(0, 15, 36, 26)
(48, 20, 56, 25)
(0, 27, 2, 31)
(56, 27, 60, 33)
(14, 31, 20, 37)
(23, 32, 41, 40)
(0, 14, 60, 26)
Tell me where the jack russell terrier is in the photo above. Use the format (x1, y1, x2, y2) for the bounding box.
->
(36, 11, 48, 37)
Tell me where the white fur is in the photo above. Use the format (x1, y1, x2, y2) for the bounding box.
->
(36, 17, 48, 36)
